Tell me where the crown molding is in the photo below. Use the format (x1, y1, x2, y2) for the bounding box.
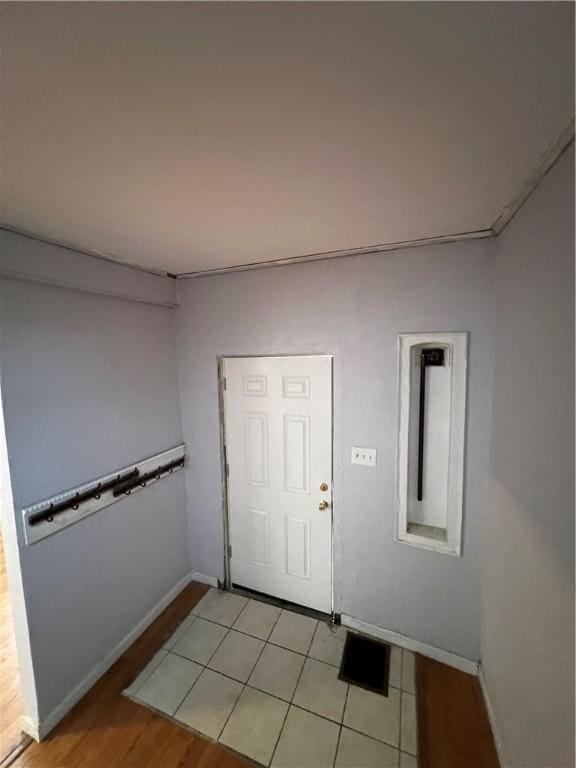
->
(3, 119, 573, 280)
(176, 228, 494, 279)
(0, 224, 174, 279)
(491, 117, 575, 236)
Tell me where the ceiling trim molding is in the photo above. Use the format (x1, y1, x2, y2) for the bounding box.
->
(491, 117, 575, 236)
(0, 223, 174, 279)
(0, 268, 178, 308)
(2, 119, 572, 280)
(178, 117, 575, 279)
(176, 228, 494, 279)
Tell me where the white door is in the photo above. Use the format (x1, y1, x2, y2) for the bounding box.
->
(223, 356, 333, 613)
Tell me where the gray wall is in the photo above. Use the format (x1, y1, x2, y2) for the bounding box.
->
(0, 229, 177, 306)
(176, 240, 495, 660)
(482, 144, 575, 767)
(0, 235, 190, 724)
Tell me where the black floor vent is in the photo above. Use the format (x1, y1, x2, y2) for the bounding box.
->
(338, 631, 391, 696)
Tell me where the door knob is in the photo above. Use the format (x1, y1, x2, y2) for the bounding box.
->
(318, 500, 330, 511)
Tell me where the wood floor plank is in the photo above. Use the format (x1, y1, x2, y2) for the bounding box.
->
(6, 556, 501, 768)
(416, 654, 500, 768)
(0, 531, 27, 765)
(10, 581, 251, 768)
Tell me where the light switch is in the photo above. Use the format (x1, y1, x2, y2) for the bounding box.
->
(351, 447, 377, 467)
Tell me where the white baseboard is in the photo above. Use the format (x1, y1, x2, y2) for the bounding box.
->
(22, 570, 194, 741)
(20, 716, 40, 743)
(191, 572, 219, 587)
(479, 665, 508, 768)
(341, 614, 479, 676)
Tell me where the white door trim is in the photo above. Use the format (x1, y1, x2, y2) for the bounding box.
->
(217, 354, 335, 615)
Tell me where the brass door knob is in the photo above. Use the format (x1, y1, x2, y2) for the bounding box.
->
(318, 500, 330, 511)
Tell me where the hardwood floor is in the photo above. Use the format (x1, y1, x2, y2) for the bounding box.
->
(0, 530, 29, 765)
(416, 654, 500, 768)
(3, 572, 500, 768)
(10, 581, 249, 768)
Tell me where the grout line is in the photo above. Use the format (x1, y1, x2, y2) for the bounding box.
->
(190, 608, 326, 662)
(124, 692, 266, 768)
(215, 680, 246, 742)
(170, 671, 204, 719)
(253, 606, 288, 766)
(399, 650, 406, 755)
(335, 682, 351, 766)
(129, 592, 416, 763)
(169, 613, 236, 719)
(126, 648, 169, 696)
(231, 598, 282, 643)
(268, 620, 312, 766)
(131, 679, 404, 756)
(244, 622, 403, 686)
(166, 623, 403, 696)
(215, 600, 285, 760)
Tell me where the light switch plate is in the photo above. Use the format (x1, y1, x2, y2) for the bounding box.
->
(351, 446, 377, 467)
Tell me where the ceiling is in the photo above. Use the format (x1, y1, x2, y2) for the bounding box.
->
(1, 2, 574, 276)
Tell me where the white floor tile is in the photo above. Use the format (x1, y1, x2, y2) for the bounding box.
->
(125, 649, 168, 696)
(136, 653, 202, 716)
(308, 622, 346, 667)
(268, 609, 317, 655)
(400, 693, 418, 756)
(127, 593, 421, 768)
(208, 629, 264, 682)
(401, 652, 416, 694)
(191, 588, 217, 616)
(220, 686, 288, 766)
(199, 591, 248, 627)
(163, 613, 196, 650)
(248, 642, 305, 701)
(389, 646, 402, 689)
(271, 706, 339, 768)
(233, 599, 282, 640)
(344, 685, 401, 747)
(172, 617, 228, 665)
(336, 727, 400, 767)
(293, 658, 348, 723)
(174, 668, 243, 740)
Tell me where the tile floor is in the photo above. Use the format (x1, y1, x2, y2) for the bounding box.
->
(125, 588, 418, 767)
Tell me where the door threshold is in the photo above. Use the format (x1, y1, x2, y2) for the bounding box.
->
(230, 584, 338, 625)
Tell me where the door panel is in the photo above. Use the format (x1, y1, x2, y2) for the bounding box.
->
(223, 356, 332, 612)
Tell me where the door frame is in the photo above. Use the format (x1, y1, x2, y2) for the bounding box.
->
(217, 354, 335, 616)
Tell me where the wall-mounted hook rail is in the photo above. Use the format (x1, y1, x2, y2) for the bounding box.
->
(28, 469, 140, 527)
(22, 444, 186, 545)
(113, 457, 184, 497)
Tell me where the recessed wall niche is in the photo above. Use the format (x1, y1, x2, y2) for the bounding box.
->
(396, 332, 467, 556)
